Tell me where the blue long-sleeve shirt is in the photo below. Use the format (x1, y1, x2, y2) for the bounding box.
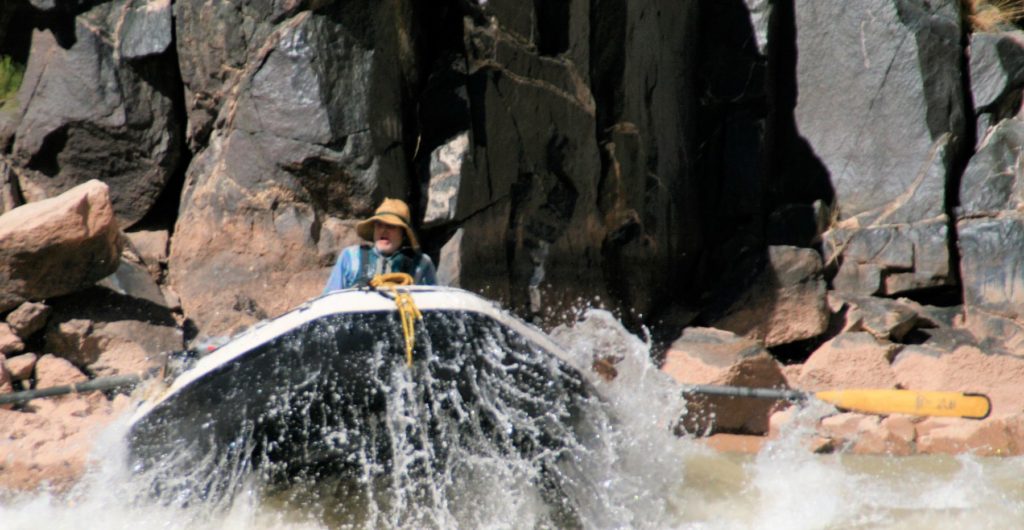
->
(323, 244, 437, 294)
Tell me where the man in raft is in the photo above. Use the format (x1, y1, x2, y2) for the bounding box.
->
(323, 198, 437, 292)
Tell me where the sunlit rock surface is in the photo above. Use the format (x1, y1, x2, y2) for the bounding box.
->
(0, 180, 122, 312)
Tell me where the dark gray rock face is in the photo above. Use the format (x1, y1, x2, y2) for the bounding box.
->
(454, 18, 603, 321)
(797, 0, 968, 296)
(969, 31, 1024, 137)
(119, 0, 173, 60)
(826, 219, 951, 296)
(958, 216, 1024, 322)
(9, 1, 182, 228)
(957, 118, 1024, 347)
(442, 1, 700, 325)
(169, 4, 419, 335)
(7, 0, 1024, 360)
(959, 119, 1024, 216)
(796, 0, 967, 225)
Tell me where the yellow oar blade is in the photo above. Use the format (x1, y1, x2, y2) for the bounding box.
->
(814, 389, 991, 419)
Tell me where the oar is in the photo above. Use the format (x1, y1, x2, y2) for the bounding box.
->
(0, 373, 143, 406)
(680, 384, 991, 420)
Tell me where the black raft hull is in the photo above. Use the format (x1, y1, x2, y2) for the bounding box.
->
(126, 287, 597, 503)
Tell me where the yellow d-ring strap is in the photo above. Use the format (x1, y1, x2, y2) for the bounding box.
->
(370, 273, 421, 366)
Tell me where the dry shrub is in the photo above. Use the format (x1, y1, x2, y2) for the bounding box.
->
(965, 0, 1024, 32)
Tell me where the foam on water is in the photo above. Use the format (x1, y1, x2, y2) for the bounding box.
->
(3, 308, 1024, 529)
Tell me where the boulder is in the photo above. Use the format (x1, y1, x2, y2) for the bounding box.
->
(44, 318, 101, 368)
(44, 285, 182, 374)
(709, 245, 829, 347)
(5, 301, 51, 339)
(892, 345, 1024, 416)
(170, 4, 419, 336)
(836, 295, 921, 342)
(0, 179, 122, 312)
(4, 352, 36, 381)
(96, 257, 169, 307)
(0, 354, 11, 394)
(89, 342, 157, 378)
(818, 413, 916, 456)
(798, 332, 899, 391)
(173, 0, 308, 147)
(915, 415, 1024, 456)
(826, 219, 952, 297)
(43, 254, 181, 372)
(125, 230, 169, 280)
(34, 354, 87, 388)
(662, 327, 787, 435)
(0, 323, 24, 355)
(10, 4, 182, 227)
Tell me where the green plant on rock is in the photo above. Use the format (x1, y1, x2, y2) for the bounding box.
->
(0, 54, 25, 107)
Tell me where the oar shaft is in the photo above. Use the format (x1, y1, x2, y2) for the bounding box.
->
(0, 374, 142, 405)
(680, 384, 808, 402)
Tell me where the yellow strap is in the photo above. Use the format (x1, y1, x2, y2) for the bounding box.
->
(370, 273, 421, 366)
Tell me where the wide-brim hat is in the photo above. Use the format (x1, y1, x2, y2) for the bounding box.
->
(356, 197, 420, 250)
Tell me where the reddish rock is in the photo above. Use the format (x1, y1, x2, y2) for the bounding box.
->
(0, 180, 122, 312)
(915, 415, 1024, 456)
(34, 354, 87, 388)
(838, 295, 920, 342)
(889, 344, 948, 390)
(663, 327, 788, 435)
(768, 407, 795, 439)
(0, 393, 133, 492)
(881, 415, 919, 443)
(768, 407, 835, 452)
(819, 412, 876, 447)
(5, 301, 51, 339)
(4, 352, 37, 381)
(45, 319, 100, 367)
(0, 322, 24, 355)
(702, 433, 766, 454)
(125, 229, 169, 280)
(0, 354, 11, 394)
(892, 345, 1024, 416)
(709, 246, 829, 347)
(1, 355, 12, 411)
(851, 416, 916, 456)
(817, 413, 914, 455)
(798, 332, 899, 391)
(89, 343, 158, 378)
(780, 364, 802, 387)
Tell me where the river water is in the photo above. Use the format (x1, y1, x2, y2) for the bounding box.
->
(2, 310, 1023, 529)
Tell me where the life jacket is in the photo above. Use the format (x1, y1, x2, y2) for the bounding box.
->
(354, 243, 424, 287)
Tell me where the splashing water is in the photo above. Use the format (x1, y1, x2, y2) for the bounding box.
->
(3, 308, 1024, 529)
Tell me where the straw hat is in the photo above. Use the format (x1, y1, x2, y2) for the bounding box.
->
(356, 198, 420, 250)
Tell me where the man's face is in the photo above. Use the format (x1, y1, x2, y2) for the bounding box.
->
(373, 221, 404, 255)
